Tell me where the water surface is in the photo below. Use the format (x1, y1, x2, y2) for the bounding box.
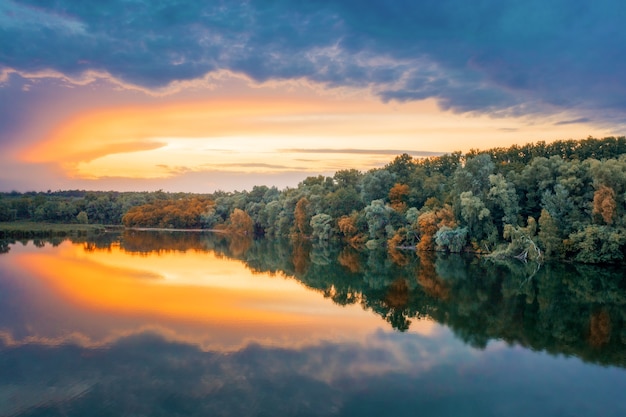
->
(1, 232, 625, 416)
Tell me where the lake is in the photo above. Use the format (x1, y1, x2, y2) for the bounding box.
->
(1, 231, 626, 416)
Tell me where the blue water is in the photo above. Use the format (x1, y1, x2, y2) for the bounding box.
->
(1, 236, 625, 416)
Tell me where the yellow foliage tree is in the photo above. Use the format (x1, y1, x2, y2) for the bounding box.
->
(227, 208, 254, 236)
(338, 213, 366, 247)
(293, 196, 311, 236)
(593, 185, 617, 224)
(416, 205, 455, 251)
(389, 183, 410, 212)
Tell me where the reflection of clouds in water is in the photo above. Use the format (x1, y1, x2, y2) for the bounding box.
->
(0, 328, 469, 416)
(2, 329, 624, 417)
(0, 322, 456, 374)
(290, 327, 466, 383)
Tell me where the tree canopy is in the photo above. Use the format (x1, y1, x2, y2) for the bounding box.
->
(3, 136, 626, 264)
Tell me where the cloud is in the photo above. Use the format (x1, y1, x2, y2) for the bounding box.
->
(554, 117, 591, 126)
(0, 160, 319, 193)
(282, 148, 443, 157)
(210, 162, 294, 170)
(1, 1, 625, 123)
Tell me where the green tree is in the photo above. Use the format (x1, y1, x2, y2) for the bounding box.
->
(460, 192, 491, 237)
(569, 225, 626, 264)
(541, 184, 574, 233)
(538, 209, 562, 258)
(453, 153, 495, 197)
(361, 169, 396, 203)
(76, 211, 89, 224)
(487, 173, 519, 226)
(435, 226, 468, 252)
(333, 169, 363, 190)
(310, 213, 334, 241)
(364, 199, 395, 248)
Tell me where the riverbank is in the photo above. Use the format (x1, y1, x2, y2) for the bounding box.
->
(124, 227, 226, 233)
(0, 221, 106, 238)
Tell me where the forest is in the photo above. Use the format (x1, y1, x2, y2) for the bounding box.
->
(2, 136, 626, 264)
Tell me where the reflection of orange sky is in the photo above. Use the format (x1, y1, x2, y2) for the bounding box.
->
(9, 241, 437, 350)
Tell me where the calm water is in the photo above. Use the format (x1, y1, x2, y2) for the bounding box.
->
(1, 232, 625, 416)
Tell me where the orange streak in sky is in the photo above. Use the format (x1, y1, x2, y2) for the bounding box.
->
(20, 97, 373, 166)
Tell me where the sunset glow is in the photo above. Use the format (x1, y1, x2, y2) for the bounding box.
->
(2, 1, 625, 191)
(12, 88, 616, 188)
(5, 241, 438, 350)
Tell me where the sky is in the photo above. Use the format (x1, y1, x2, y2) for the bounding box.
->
(1, 0, 625, 193)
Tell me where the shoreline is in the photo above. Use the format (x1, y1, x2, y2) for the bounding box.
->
(0, 221, 231, 239)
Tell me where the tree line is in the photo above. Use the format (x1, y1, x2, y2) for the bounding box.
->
(2, 136, 626, 263)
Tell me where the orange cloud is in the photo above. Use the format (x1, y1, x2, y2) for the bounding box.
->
(18, 80, 613, 182)
(20, 95, 385, 177)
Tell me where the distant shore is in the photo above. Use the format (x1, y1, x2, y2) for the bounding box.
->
(0, 221, 231, 239)
(0, 221, 106, 238)
(124, 227, 227, 233)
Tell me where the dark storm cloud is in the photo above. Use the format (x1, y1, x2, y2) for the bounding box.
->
(2, 0, 626, 121)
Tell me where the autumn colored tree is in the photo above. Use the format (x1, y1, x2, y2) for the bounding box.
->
(338, 213, 366, 247)
(122, 197, 214, 228)
(389, 183, 410, 212)
(592, 185, 617, 224)
(416, 205, 455, 251)
(227, 208, 254, 236)
(293, 196, 312, 236)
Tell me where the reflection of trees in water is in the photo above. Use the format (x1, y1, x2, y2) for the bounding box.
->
(120, 231, 218, 254)
(228, 235, 252, 257)
(291, 238, 311, 274)
(435, 260, 626, 367)
(589, 309, 612, 348)
(416, 252, 449, 300)
(234, 239, 626, 368)
(337, 247, 362, 273)
(35, 233, 626, 367)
